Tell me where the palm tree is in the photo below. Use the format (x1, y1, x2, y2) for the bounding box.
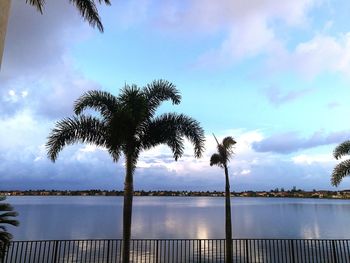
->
(331, 140, 350, 186)
(0, 0, 110, 69)
(210, 134, 236, 263)
(46, 79, 205, 263)
(0, 196, 19, 261)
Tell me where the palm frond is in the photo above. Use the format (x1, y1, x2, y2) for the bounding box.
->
(222, 136, 236, 150)
(0, 231, 11, 242)
(74, 90, 118, 117)
(0, 203, 13, 212)
(46, 115, 107, 162)
(0, 218, 19, 227)
(211, 134, 236, 167)
(210, 153, 223, 167)
(106, 145, 122, 163)
(70, 0, 108, 32)
(118, 85, 149, 127)
(141, 113, 205, 160)
(334, 140, 350, 160)
(26, 0, 45, 13)
(331, 159, 350, 187)
(144, 80, 181, 115)
(0, 197, 18, 260)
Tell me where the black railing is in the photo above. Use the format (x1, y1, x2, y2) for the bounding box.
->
(2, 239, 350, 262)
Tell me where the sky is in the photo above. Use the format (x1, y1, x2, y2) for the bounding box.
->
(1, 0, 350, 191)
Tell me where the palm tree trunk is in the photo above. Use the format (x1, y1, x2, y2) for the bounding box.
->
(122, 155, 134, 263)
(224, 165, 233, 263)
(0, 0, 11, 69)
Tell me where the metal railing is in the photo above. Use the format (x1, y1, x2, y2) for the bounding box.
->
(2, 238, 350, 262)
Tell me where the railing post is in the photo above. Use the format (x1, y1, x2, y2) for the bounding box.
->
(290, 240, 296, 263)
(332, 240, 338, 263)
(155, 240, 159, 263)
(106, 240, 110, 263)
(198, 240, 201, 263)
(53, 240, 59, 263)
(245, 239, 249, 263)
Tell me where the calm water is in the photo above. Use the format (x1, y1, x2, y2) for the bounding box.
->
(6, 196, 350, 241)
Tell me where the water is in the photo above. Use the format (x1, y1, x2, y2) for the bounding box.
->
(5, 196, 350, 241)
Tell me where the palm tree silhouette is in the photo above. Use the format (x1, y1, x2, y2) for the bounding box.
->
(0, 196, 19, 261)
(46, 79, 205, 263)
(331, 140, 350, 186)
(210, 134, 236, 263)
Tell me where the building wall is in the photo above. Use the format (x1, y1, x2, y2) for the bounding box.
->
(0, 0, 11, 69)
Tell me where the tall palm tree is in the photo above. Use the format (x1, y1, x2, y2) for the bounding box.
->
(0, 0, 110, 69)
(210, 134, 236, 263)
(0, 196, 19, 261)
(46, 79, 205, 263)
(331, 140, 350, 186)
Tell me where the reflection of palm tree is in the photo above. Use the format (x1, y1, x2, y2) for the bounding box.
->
(331, 140, 350, 186)
(46, 80, 205, 263)
(210, 134, 236, 263)
(0, 196, 19, 261)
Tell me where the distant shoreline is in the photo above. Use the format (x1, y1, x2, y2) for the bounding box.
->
(1, 189, 350, 199)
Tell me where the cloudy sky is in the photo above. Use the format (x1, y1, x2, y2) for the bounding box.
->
(1, 0, 350, 191)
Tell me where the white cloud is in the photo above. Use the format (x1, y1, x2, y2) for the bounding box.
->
(269, 33, 350, 78)
(292, 153, 335, 165)
(240, 169, 251, 175)
(164, 0, 318, 66)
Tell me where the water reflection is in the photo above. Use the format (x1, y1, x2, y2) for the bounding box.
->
(7, 196, 350, 240)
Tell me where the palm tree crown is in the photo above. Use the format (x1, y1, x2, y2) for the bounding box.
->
(0, 196, 19, 260)
(47, 80, 205, 163)
(26, 0, 111, 32)
(331, 140, 350, 186)
(210, 135, 236, 168)
(46, 79, 205, 262)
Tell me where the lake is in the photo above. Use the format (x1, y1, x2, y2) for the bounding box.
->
(6, 196, 350, 241)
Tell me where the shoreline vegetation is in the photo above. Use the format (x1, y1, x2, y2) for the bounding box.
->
(1, 188, 349, 199)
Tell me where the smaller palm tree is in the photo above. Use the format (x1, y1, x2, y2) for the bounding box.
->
(210, 134, 236, 263)
(331, 140, 350, 186)
(0, 196, 19, 261)
(26, 0, 111, 32)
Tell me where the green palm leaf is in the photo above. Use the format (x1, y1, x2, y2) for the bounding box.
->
(210, 153, 223, 167)
(46, 115, 107, 162)
(74, 90, 118, 117)
(25, 0, 45, 13)
(141, 113, 205, 160)
(331, 159, 350, 187)
(0, 197, 19, 260)
(333, 140, 350, 160)
(144, 79, 181, 115)
(25, 0, 110, 32)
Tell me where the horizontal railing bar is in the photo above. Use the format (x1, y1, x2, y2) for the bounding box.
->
(11, 238, 350, 242)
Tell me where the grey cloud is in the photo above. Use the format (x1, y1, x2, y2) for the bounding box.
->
(253, 130, 350, 154)
(234, 160, 335, 191)
(0, 145, 124, 190)
(0, 0, 102, 119)
(2, 0, 82, 76)
(264, 86, 313, 106)
(0, 71, 102, 118)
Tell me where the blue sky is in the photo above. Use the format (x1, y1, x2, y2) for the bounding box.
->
(1, 0, 350, 191)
